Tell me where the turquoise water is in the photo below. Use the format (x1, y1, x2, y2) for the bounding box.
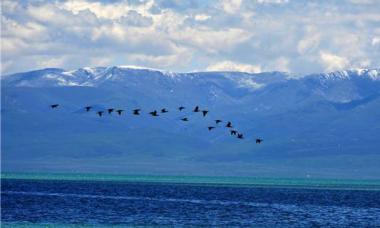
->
(2, 172, 380, 190)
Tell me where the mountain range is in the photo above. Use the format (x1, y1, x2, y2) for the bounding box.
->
(2, 66, 380, 178)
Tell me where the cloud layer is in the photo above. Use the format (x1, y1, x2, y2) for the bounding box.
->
(1, 0, 380, 75)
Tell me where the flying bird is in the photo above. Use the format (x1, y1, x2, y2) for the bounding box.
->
(215, 120, 222, 124)
(230, 130, 237, 135)
(107, 108, 114, 114)
(256, 139, 263, 144)
(178, 106, 185, 111)
(161, 108, 168, 113)
(193, 106, 200, 112)
(85, 106, 92, 112)
(237, 133, 244, 139)
(226, 121, 233, 128)
(149, 110, 159, 116)
(50, 104, 59, 109)
(116, 109, 124, 115)
(202, 110, 209, 117)
(181, 117, 188, 121)
(133, 109, 141, 115)
(208, 126, 215, 131)
(97, 111, 104, 117)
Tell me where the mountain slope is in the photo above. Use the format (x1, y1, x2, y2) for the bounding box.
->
(2, 67, 380, 178)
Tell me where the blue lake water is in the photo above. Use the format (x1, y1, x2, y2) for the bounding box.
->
(2, 178, 380, 226)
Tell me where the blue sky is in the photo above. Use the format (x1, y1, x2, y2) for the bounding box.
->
(1, 0, 379, 75)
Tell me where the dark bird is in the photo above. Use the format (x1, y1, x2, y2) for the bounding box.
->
(237, 133, 244, 139)
(208, 126, 215, 131)
(85, 106, 92, 112)
(116, 109, 124, 115)
(193, 106, 200, 112)
(50, 104, 59, 109)
(178, 106, 185, 111)
(256, 139, 263, 144)
(215, 120, 222, 124)
(149, 110, 159, 116)
(226, 121, 233, 128)
(133, 109, 141, 115)
(230, 130, 237, 135)
(181, 117, 188, 121)
(107, 108, 114, 114)
(97, 111, 104, 117)
(202, 110, 209, 117)
(161, 108, 168, 113)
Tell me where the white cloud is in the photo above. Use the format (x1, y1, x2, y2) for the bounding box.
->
(90, 57, 112, 67)
(0, 60, 13, 74)
(206, 61, 262, 73)
(36, 56, 67, 69)
(119, 10, 153, 27)
(297, 28, 321, 55)
(219, 0, 242, 14)
(1, 0, 380, 75)
(61, 0, 153, 20)
(349, 0, 376, 4)
(320, 51, 349, 72)
(194, 14, 211, 21)
(1, 0, 19, 13)
(2, 16, 48, 42)
(256, 0, 289, 4)
(372, 37, 380, 46)
(127, 48, 193, 68)
(27, 4, 71, 26)
(266, 57, 290, 72)
(172, 27, 251, 54)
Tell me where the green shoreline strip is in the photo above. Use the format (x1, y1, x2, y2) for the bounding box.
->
(2, 172, 380, 190)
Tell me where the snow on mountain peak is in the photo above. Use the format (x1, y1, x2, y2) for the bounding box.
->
(118, 65, 166, 72)
(367, 69, 379, 80)
(2, 66, 380, 90)
(351, 68, 380, 80)
(318, 68, 380, 81)
(237, 78, 265, 90)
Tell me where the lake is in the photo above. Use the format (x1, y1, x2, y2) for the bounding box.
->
(1, 173, 380, 226)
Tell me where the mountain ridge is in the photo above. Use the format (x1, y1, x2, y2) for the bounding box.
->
(2, 66, 379, 88)
(1, 66, 380, 178)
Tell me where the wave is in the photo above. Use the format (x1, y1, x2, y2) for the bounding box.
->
(4, 190, 379, 214)
(3, 190, 276, 207)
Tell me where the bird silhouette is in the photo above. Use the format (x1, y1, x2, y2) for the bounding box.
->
(237, 133, 244, 139)
(226, 121, 233, 128)
(149, 110, 159, 116)
(230, 130, 237, 135)
(193, 106, 200, 112)
(116, 109, 124, 115)
(208, 126, 215, 131)
(107, 108, 114, 114)
(202, 110, 209, 117)
(133, 109, 141, 115)
(215, 120, 222, 124)
(256, 139, 263, 144)
(97, 111, 104, 117)
(85, 106, 92, 112)
(181, 117, 188, 121)
(50, 104, 59, 109)
(161, 108, 168, 113)
(178, 106, 185, 111)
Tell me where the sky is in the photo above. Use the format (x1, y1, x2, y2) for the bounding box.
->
(1, 0, 380, 75)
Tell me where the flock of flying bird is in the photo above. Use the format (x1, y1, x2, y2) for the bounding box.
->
(50, 104, 263, 143)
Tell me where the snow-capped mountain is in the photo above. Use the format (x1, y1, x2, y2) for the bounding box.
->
(2, 67, 380, 178)
(3, 66, 379, 88)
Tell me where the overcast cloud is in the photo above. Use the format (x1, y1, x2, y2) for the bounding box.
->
(1, 0, 380, 75)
